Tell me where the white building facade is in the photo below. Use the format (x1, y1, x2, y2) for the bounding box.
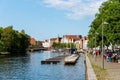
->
(42, 40, 50, 48)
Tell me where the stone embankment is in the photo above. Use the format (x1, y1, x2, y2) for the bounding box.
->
(85, 54, 97, 80)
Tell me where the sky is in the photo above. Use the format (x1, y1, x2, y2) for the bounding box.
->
(0, 0, 107, 41)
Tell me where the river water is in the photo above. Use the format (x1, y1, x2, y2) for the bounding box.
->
(0, 51, 85, 80)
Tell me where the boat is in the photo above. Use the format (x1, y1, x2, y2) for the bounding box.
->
(0, 52, 10, 55)
(64, 54, 79, 65)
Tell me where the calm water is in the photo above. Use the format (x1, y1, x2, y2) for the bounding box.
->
(0, 51, 85, 80)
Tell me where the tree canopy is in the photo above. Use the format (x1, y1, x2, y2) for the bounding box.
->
(88, 0, 120, 48)
(52, 42, 75, 49)
(0, 26, 30, 54)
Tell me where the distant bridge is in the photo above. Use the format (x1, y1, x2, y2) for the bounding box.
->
(27, 47, 48, 52)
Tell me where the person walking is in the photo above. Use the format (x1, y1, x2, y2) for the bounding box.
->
(107, 50, 112, 62)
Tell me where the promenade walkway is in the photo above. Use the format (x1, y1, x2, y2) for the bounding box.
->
(89, 54, 120, 80)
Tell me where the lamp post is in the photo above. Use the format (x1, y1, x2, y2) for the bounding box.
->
(102, 19, 104, 69)
(102, 19, 108, 69)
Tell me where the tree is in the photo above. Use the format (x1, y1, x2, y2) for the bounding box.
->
(0, 26, 30, 54)
(1, 26, 14, 51)
(0, 28, 4, 51)
(52, 42, 57, 48)
(88, 0, 120, 48)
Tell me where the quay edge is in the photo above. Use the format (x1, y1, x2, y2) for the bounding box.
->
(85, 53, 97, 80)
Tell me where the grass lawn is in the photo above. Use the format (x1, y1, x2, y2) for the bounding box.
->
(88, 54, 108, 80)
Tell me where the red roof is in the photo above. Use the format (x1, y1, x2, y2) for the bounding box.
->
(63, 35, 81, 40)
(50, 38, 57, 41)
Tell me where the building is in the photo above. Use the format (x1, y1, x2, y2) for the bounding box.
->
(61, 35, 81, 43)
(75, 39, 83, 49)
(60, 35, 83, 49)
(36, 41, 43, 47)
(30, 38, 36, 45)
(42, 40, 50, 48)
(49, 38, 57, 48)
(42, 35, 89, 50)
(82, 36, 88, 50)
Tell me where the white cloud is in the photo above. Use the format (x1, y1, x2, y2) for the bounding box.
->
(42, 0, 107, 20)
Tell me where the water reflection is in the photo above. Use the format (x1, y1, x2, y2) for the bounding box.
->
(0, 51, 85, 80)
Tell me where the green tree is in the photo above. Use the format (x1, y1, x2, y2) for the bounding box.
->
(0, 28, 4, 51)
(1, 26, 14, 51)
(0, 26, 30, 54)
(0, 40, 4, 51)
(88, 0, 120, 48)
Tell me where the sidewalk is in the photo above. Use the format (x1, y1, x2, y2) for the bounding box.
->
(89, 55, 120, 80)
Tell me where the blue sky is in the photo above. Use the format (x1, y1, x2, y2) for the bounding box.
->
(0, 0, 106, 40)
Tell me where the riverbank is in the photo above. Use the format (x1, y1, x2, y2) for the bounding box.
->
(85, 54, 97, 80)
(88, 53, 120, 80)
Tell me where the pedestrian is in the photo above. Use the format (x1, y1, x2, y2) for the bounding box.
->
(107, 50, 112, 62)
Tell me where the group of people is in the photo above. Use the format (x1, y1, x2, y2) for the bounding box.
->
(89, 49, 120, 63)
(105, 50, 120, 62)
(92, 50, 100, 57)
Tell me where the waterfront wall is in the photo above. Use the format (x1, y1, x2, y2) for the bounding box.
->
(85, 54, 97, 80)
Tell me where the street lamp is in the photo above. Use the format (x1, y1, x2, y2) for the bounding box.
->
(102, 19, 108, 69)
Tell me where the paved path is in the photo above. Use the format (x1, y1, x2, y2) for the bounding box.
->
(89, 55, 120, 80)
